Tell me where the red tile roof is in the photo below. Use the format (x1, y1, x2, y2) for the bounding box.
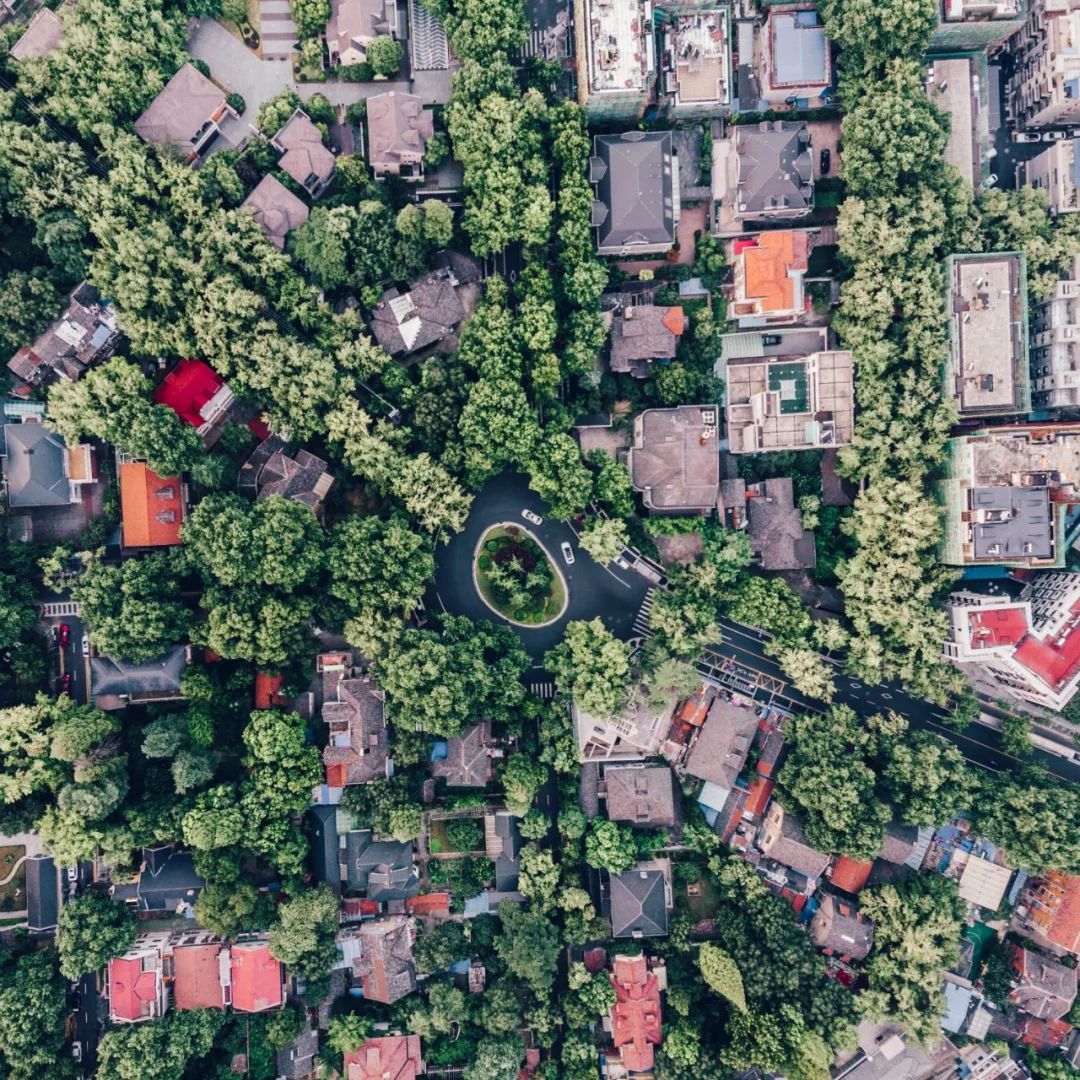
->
(254, 671, 287, 709)
(119, 462, 184, 547)
(1020, 1017, 1072, 1050)
(743, 776, 774, 818)
(830, 856, 874, 895)
(172, 943, 227, 1011)
(344, 1035, 423, 1080)
(108, 956, 160, 1022)
(741, 231, 809, 313)
(661, 306, 685, 336)
(610, 955, 662, 1073)
(1024, 872, 1080, 955)
(153, 359, 224, 429)
(230, 941, 284, 1013)
(1014, 597, 1080, 691)
(968, 606, 1030, 650)
(405, 893, 451, 916)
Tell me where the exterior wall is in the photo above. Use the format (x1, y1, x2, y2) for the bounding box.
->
(1032, 254, 1080, 409)
(1007, 0, 1080, 129)
(1026, 140, 1079, 214)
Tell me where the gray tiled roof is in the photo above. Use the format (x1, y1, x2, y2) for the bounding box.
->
(628, 405, 720, 513)
(431, 722, 491, 788)
(276, 1029, 319, 1079)
(604, 766, 679, 828)
(591, 131, 675, 254)
(241, 175, 309, 250)
(733, 121, 813, 218)
(323, 678, 388, 787)
(747, 477, 816, 570)
(344, 831, 419, 900)
(609, 305, 685, 377)
(307, 805, 341, 895)
(238, 435, 333, 509)
(685, 697, 758, 789)
(136, 846, 205, 913)
(272, 110, 335, 192)
(610, 866, 669, 938)
(25, 854, 59, 932)
(3, 423, 71, 507)
(370, 269, 466, 357)
(90, 646, 188, 697)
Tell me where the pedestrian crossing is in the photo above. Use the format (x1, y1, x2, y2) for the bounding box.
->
(530, 681, 555, 700)
(519, 28, 547, 59)
(39, 601, 80, 617)
(632, 589, 655, 638)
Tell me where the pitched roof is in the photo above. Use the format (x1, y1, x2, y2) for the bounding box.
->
(135, 845, 204, 913)
(2, 422, 72, 507)
(329, 0, 394, 58)
(91, 647, 188, 702)
(351, 916, 417, 1004)
(628, 405, 720, 513)
(685, 697, 758, 788)
(230, 940, 284, 1013)
(172, 942, 229, 1011)
(25, 854, 59, 932)
(878, 823, 919, 865)
(830, 855, 874, 895)
(739, 230, 810, 313)
(238, 435, 333, 509)
(1012, 947, 1078, 1020)
(733, 121, 813, 218)
(133, 63, 227, 153)
(241, 175, 310, 249)
(604, 766, 679, 828)
(9, 7, 64, 60)
(273, 110, 336, 190)
(344, 1035, 424, 1080)
(276, 1029, 320, 1079)
(366, 92, 433, 170)
(108, 955, 162, 1022)
(747, 476, 816, 570)
(152, 359, 227, 430)
(370, 270, 466, 356)
(759, 804, 831, 878)
(609, 305, 686, 377)
(591, 131, 675, 253)
(255, 671, 288, 710)
(323, 678, 388, 788)
(307, 804, 342, 894)
(810, 894, 874, 961)
(491, 810, 522, 893)
(431, 721, 491, 788)
(609, 954, 663, 1073)
(610, 865, 669, 938)
(344, 831, 419, 900)
(119, 462, 185, 547)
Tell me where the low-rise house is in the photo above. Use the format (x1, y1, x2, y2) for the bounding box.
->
(927, 57, 992, 191)
(590, 131, 677, 257)
(2, 420, 95, 510)
(231, 938, 286, 1013)
(242, 175, 310, 250)
(485, 810, 523, 894)
(730, 230, 811, 325)
(172, 937, 231, 1011)
(1010, 946, 1078, 1020)
(627, 405, 720, 515)
(683, 695, 757, 791)
(107, 933, 171, 1023)
(271, 110, 336, 198)
(322, 677, 389, 791)
(810, 893, 874, 962)
(343, 1035, 423, 1080)
(747, 477, 816, 571)
(7, 282, 120, 390)
(370, 268, 468, 359)
(761, 5, 833, 106)
(341, 916, 417, 1004)
(9, 7, 64, 60)
(610, 860, 672, 939)
(114, 844, 205, 915)
(603, 765, 679, 829)
(91, 647, 189, 712)
(25, 854, 60, 933)
(327, 0, 399, 67)
(608, 304, 686, 378)
(308, 804, 344, 895)
(1014, 871, 1080, 958)
(153, 359, 235, 440)
(757, 803, 831, 879)
(879, 823, 919, 866)
(573, 692, 676, 761)
(829, 855, 874, 896)
(958, 855, 1013, 911)
(366, 93, 433, 179)
(238, 435, 334, 513)
(276, 1028, 320, 1080)
(608, 954, 663, 1074)
(431, 722, 494, 788)
(133, 63, 237, 162)
(345, 830, 420, 902)
(119, 461, 187, 549)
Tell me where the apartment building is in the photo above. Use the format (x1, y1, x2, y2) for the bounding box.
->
(662, 6, 731, 117)
(1031, 253, 1080, 409)
(1026, 138, 1080, 213)
(1006, 0, 1080, 129)
(928, 0, 1025, 52)
(574, 0, 656, 120)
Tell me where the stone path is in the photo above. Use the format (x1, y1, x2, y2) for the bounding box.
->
(259, 0, 297, 60)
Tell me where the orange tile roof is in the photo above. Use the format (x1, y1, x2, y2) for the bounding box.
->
(230, 941, 284, 1013)
(172, 943, 227, 1011)
(743, 776, 774, 818)
(254, 671, 287, 709)
(1026, 872, 1080, 955)
(405, 893, 451, 915)
(345, 1035, 423, 1080)
(830, 856, 874, 895)
(119, 462, 184, 547)
(610, 955, 662, 1073)
(741, 230, 809, 313)
(661, 306, 685, 336)
(326, 762, 348, 788)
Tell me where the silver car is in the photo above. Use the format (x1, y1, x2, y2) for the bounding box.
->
(521, 509, 543, 526)
(561, 542, 575, 566)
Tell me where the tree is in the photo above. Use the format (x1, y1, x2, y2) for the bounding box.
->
(0, 948, 69, 1079)
(96, 1008, 226, 1080)
(1000, 712, 1033, 759)
(196, 585, 314, 668)
(465, 1035, 525, 1080)
(976, 771, 1080, 873)
(0, 270, 61, 356)
(414, 919, 470, 975)
(501, 753, 547, 816)
(588, 451, 634, 517)
(57, 892, 138, 979)
(698, 944, 747, 1012)
(527, 432, 594, 520)
(0, 541, 37, 651)
(494, 903, 560, 993)
(269, 885, 341, 986)
(774, 648, 835, 702)
(195, 878, 265, 938)
(71, 552, 191, 662)
(517, 844, 560, 906)
(291, 0, 331, 36)
(182, 785, 246, 851)
(366, 35, 404, 76)
(584, 819, 638, 875)
(578, 517, 629, 565)
(326, 1013, 373, 1059)
(643, 657, 701, 709)
(545, 618, 631, 719)
(409, 980, 470, 1037)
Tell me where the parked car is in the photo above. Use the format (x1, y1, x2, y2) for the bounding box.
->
(762, 334, 782, 346)
(521, 509, 543, 526)
(57, 624, 70, 648)
(58, 673, 72, 695)
(81, 633, 89, 657)
(819, 148, 831, 175)
(978, 174, 999, 192)
(560, 542, 575, 566)
(72, 1044, 82, 1063)
(66, 866, 78, 883)
(1012, 131, 1041, 143)
(70, 990, 82, 1011)
(1043, 130, 1069, 141)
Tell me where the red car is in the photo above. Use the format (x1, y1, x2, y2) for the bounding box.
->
(57, 624, 70, 648)
(58, 673, 72, 695)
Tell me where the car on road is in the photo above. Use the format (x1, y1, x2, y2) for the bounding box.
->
(1043, 130, 1070, 141)
(72, 1043, 82, 1063)
(59, 673, 73, 695)
(521, 509, 543, 526)
(67, 866, 78, 883)
(819, 148, 831, 175)
(81, 634, 89, 657)
(560, 542, 575, 566)
(57, 624, 70, 648)
(70, 990, 82, 1010)
(978, 173, 999, 191)
(1012, 131, 1041, 143)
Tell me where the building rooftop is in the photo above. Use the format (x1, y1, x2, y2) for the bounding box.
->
(928, 58, 978, 187)
(609, 304, 686, 377)
(25, 854, 59, 932)
(108, 954, 162, 1023)
(604, 765, 679, 827)
(238, 435, 333, 511)
(345, 831, 419, 901)
(328, 0, 396, 63)
(628, 405, 720, 513)
(119, 462, 185, 548)
(431, 721, 492, 788)
(9, 7, 64, 60)
(810, 893, 874, 960)
(609, 955, 662, 1073)
(135, 845, 204, 913)
(610, 862, 670, 938)
(350, 916, 417, 1004)
(370, 268, 467, 357)
(684, 696, 757, 789)
(590, 131, 676, 255)
(231, 940, 284, 1013)
(366, 92, 433, 174)
(153, 359, 233, 436)
(322, 677, 388, 789)
(747, 476, 816, 571)
(726, 121, 813, 220)
(133, 63, 228, 155)
(582, 0, 653, 96)
(91, 647, 189, 705)
(344, 1035, 424, 1080)
(272, 110, 336, 192)
(1012, 946, 1078, 1020)
(958, 855, 1013, 910)
(172, 942, 229, 1011)
(829, 855, 874, 896)
(726, 351, 854, 453)
(241, 175, 310, 250)
(2, 422, 75, 508)
(276, 1029, 320, 1080)
(731, 230, 810, 319)
(758, 803, 831, 878)
(667, 8, 730, 106)
(765, 6, 831, 95)
(1017, 872, 1080, 957)
(946, 253, 1030, 417)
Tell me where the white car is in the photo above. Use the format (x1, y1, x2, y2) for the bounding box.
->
(1012, 131, 1041, 143)
(81, 634, 89, 657)
(66, 866, 78, 883)
(561, 542, 575, 566)
(72, 1044, 82, 1063)
(1043, 130, 1069, 141)
(521, 509, 543, 526)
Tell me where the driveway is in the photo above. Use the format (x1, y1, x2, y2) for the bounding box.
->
(429, 472, 653, 661)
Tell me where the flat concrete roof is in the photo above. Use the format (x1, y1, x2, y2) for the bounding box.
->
(969, 486, 1052, 560)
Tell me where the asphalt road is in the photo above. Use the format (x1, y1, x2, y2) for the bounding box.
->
(49, 612, 90, 706)
(430, 472, 653, 661)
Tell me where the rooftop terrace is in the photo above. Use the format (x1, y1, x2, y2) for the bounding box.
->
(668, 9, 730, 106)
(584, 0, 653, 94)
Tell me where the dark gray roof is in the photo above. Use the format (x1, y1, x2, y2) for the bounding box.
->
(323, 678, 388, 787)
(878, 823, 918, 865)
(2, 423, 71, 507)
(370, 269, 466, 357)
(492, 811, 521, 893)
(431, 722, 491, 788)
(810, 894, 874, 960)
(25, 854, 59, 932)
(610, 865, 669, 938)
(238, 435, 332, 510)
(759, 807, 831, 878)
(970, 486, 1051, 560)
(90, 646, 188, 698)
(307, 805, 342, 895)
(136, 846, 204, 913)
(276, 1029, 320, 1079)
(733, 121, 813, 218)
(591, 131, 675, 254)
(344, 831, 419, 900)
(747, 477, 816, 570)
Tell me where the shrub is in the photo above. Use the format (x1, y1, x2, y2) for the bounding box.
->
(366, 36, 404, 77)
(445, 817, 483, 852)
(191, 58, 212, 78)
(226, 92, 246, 115)
(345, 101, 367, 125)
(478, 555, 492, 570)
(340, 62, 374, 82)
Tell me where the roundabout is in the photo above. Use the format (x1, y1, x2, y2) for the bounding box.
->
(473, 523, 569, 627)
(430, 472, 654, 660)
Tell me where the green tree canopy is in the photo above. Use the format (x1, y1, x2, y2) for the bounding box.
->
(545, 618, 631, 719)
(57, 892, 138, 980)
